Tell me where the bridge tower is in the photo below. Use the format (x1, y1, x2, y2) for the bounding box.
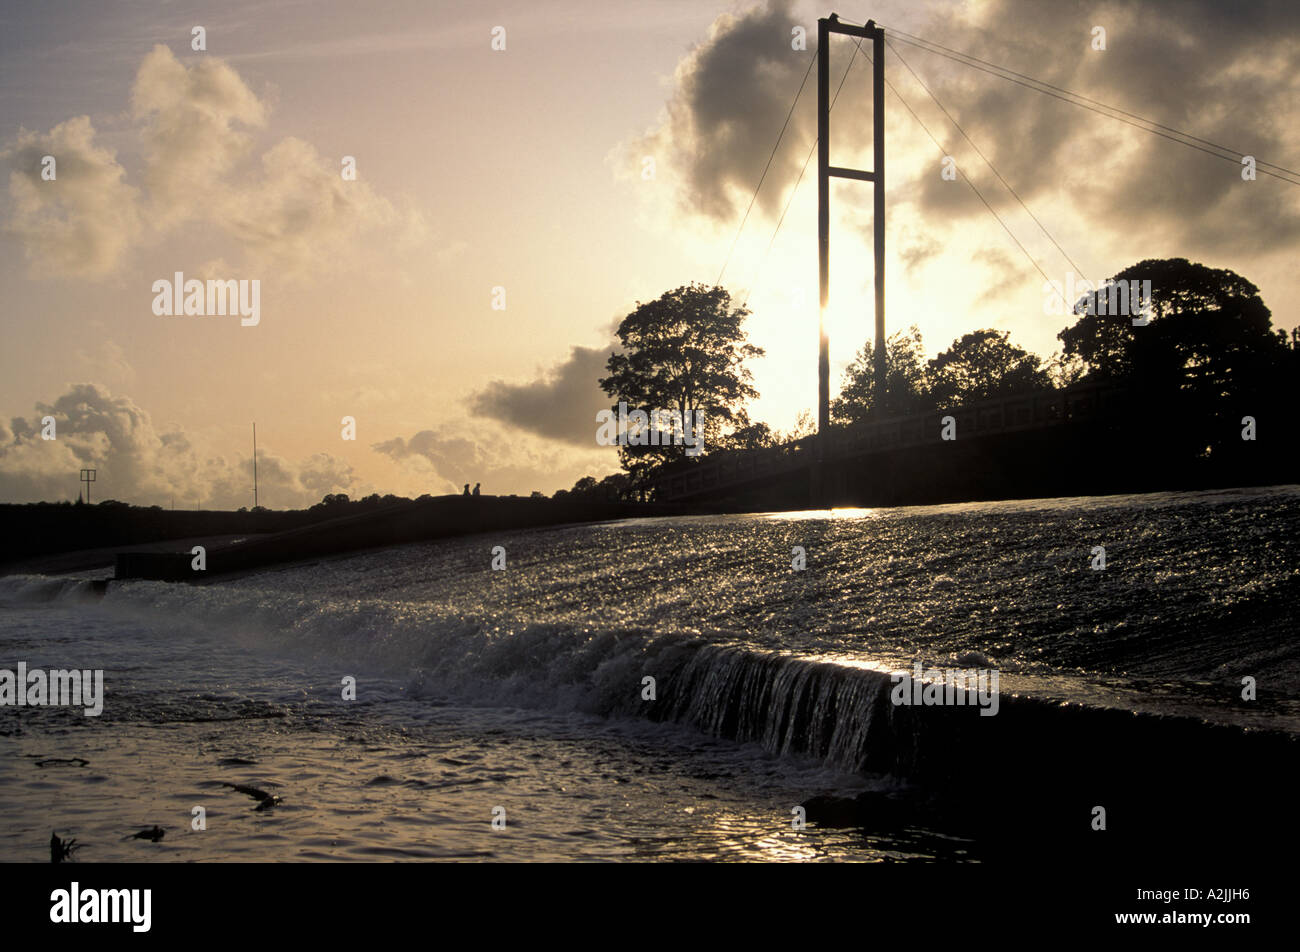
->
(816, 16, 885, 503)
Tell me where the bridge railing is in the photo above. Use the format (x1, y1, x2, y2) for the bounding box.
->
(827, 382, 1125, 457)
(652, 382, 1127, 501)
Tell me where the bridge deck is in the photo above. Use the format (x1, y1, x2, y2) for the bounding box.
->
(653, 383, 1126, 502)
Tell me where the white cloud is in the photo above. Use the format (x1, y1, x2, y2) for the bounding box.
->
(2, 44, 425, 280)
(131, 43, 266, 227)
(219, 135, 402, 276)
(1, 116, 142, 277)
(0, 383, 356, 508)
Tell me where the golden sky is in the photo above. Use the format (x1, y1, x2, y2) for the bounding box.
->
(2, 0, 1297, 506)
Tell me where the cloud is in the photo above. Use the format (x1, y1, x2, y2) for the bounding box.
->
(469, 344, 612, 447)
(1, 116, 142, 277)
(899, 229, 942, 275)
(0, 383, 355, 508)
(73, 339, 136, 387)
(390, 323, 621, 491)
(196, 446, 357, 509)
(219, 136, 406, 275)
(1, 44, 423, 280)
(895, 0, 1300, 255)
(971, 246, 1028, 285)
(131, 43, 266, 226)
(630, 0, 1300, 263)
(374, 421, 614, 497)
(621, 0, 809, 223)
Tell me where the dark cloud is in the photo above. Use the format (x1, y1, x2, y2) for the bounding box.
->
(469, 344, 612, 447)
(896, 0, 1300, 254)
(636, 0, 811, 222)
(372, 429, 492, 492)
(381, 327, 624, 493)
(645, 0, 1300, 264)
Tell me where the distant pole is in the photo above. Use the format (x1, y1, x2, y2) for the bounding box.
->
(79, 468, 96, 505)
(252, 422, 258, 509)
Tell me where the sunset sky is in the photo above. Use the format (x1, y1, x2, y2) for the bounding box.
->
(2, 0, 1297, 507)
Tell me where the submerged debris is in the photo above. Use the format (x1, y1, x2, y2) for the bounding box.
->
(221, 781, 282, 810)
(35, 757, 90, 769)
(124, 826, 166, 842)
(50, 831, 83, 863)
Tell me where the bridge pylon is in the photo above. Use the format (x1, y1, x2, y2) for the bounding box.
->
(817, 16, 885, 505)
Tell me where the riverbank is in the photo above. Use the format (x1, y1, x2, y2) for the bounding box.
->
(0, 495, 693, 582)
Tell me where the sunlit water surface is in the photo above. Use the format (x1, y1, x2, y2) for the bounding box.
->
(3, 487, 1296, 861)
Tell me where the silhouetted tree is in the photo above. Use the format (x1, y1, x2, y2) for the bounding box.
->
(1059, 257, 1294, 461)
(832, 325, 933, 423)
(1059, 258, 1276, 381)
(773, 409, 816, 444)
(596, 472, 632, 500)
(1044, 351, 1086, 389)
(927, 329, 1050, 406)
(600, 283, 764, 480)
(557, 473, 633, 501)
(716, 421, 775, 451)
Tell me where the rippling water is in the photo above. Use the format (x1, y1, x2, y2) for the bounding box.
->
(2, 487, 1297, 861)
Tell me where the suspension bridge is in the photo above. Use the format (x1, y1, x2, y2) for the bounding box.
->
(664, 12, 1298, 506)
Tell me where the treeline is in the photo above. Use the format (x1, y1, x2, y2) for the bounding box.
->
(829, 258, 1298, 427)
(0, 490, 610, 566)
(565, 257, 1300, 500)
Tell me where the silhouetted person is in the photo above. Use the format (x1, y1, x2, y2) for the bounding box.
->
(472, 483, 481, 496)
(463, 484, 470, 496)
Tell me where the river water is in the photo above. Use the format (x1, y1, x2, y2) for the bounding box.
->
(2, 487, 1297, 861)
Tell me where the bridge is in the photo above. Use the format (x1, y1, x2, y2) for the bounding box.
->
(652, 381, 1127, 503)
(691, 14, 1291, 508)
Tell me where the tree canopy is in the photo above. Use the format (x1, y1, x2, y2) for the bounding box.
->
(600, 283, 764, 477)
(832, 325, 1049, 420)
(566, 258, 1295, 496)
(1059, 257, 1279, 383)
(831, 325, 932, 424)
(927, 329, 1051, 406)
